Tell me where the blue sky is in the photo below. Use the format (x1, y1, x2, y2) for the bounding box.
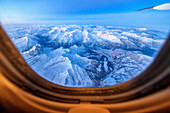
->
(0, 0, 170, 31)
(0, 0, 169, 15)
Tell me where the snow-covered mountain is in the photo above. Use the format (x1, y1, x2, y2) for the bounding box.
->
(6, 25, 166, 87)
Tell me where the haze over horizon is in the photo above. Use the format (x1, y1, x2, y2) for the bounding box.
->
(0, 0, 170, 32)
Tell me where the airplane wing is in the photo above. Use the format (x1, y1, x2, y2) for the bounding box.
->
(137, 6, 154, 11)
(138, 3, 170, 11)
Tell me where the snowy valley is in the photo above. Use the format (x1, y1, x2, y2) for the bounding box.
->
(6, 25, 166, 87)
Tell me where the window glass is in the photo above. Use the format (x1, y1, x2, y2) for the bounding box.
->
(0, 0, 169, 87)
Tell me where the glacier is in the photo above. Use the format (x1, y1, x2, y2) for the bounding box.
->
(5, 24, 166, 87)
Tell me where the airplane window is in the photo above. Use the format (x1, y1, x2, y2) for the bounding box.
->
(0, 0, 169, 87)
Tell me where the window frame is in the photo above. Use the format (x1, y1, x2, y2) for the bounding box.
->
(0, 25, 169, 103)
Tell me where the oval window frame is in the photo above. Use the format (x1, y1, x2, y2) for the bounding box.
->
(0, 25, 169, 103)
